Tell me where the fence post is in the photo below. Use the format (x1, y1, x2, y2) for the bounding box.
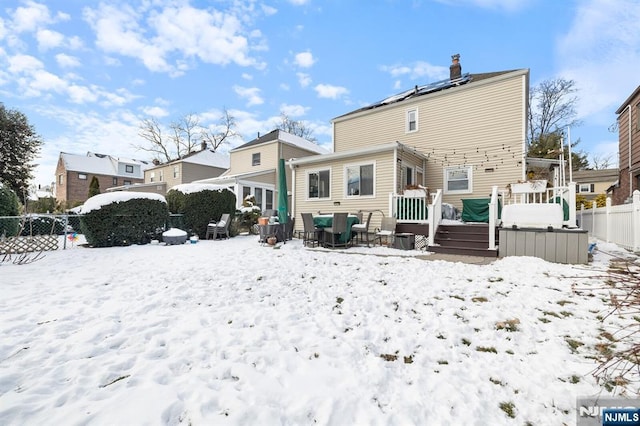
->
(63, 214, 69, 250)
(605, 197, 612, 243)
(633, 191, 640, 252)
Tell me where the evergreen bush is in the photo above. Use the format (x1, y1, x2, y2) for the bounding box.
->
(19, 215, 66, 236)
(0, 184, 20, 237)
(165, 187, 236, 238)
(80, 196, 169, 247)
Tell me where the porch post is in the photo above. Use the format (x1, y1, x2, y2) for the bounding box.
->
(567, 182, 577, 228)
(488, 185, 498, 250)
(591, 201, 596, 238)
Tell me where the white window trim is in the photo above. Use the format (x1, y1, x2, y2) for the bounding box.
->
(578, 183, 592, 193)
(443, 165, 473, 194)
(252, 152, 261, 166)
(406, 108, 418, 133)
(344, 161, 376, 198)
(306, 167, 332, 201)
(403, 163, 414, 187)
(78, 173, 87, 180)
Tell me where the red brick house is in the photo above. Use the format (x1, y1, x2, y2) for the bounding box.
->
(55, 152, 150, 207)
(611, 85, 640, 205)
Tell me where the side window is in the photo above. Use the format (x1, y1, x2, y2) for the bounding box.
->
(444, 166, 472, 194)
(78, 173, 87, 180)
(173, 165, 179, 178)
(345, 163, 374, 197)
(406, 109, 418, 133)
(252, 153, 261, 166)
(405, 166, 414, 187)
(308, 169, 331, 199)
(113, 177, 117, 185)
(125, 165, 134, 173)
(265, 189, 273, 209)
(150, 172, 155, 182)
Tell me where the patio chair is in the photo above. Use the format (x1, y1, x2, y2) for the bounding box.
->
(206, 213, 231, 240)
(373, 217, 397, 247)
(324, 212, 349, 249)
(301, 212, 321, 247)
(351, 211, 373, 247)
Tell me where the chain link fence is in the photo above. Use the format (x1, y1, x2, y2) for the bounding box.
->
(0, 214, 82, 254)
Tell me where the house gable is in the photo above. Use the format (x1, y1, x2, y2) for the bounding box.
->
(331, 67, 529, 208)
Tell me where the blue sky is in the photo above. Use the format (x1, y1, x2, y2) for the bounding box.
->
(1, 0, 637, 188)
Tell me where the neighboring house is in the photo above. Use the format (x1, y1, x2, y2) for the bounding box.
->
(194, 129, 327, 211)
(289, 55, 529, 230)
(572, 169, 618, 204)
(611, 85, 640, 205)
(55, 152, 149, 207)
(108, 147, 230, 195)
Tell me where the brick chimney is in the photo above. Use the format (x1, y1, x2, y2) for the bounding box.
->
(450, 53, 461, 80)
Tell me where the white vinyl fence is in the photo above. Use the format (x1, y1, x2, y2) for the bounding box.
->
(578, 190, 640, 252)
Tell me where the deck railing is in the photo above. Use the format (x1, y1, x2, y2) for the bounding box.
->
(390, 192, 429, 223)
(488, 186, 499, 250)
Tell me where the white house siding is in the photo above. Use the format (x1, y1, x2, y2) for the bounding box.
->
(333, 70, 528, 210)
(291, 150, 397, 232)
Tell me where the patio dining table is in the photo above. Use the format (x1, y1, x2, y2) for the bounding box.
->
(313, 214, 360, 244)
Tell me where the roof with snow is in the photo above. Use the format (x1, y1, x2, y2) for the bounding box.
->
(150, 149, 230, 170)
(60, 152, 151, 178)
(232, 129, 327, 155)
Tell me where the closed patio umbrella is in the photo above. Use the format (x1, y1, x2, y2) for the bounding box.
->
(277, 158, 288, 224)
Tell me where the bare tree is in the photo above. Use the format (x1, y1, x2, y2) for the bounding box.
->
(589, 153, 615, 170)
(275, 113, 316, 142)
(135, 109, 238, 163)
(527, 78, 581, 146)
(201, 108, 238, 152)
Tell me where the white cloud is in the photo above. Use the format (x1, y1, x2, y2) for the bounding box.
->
(280, 104, 308, 117)
(233, 85, 264, 106)
(83, 3, 266, 75)
(55, 53, 81, 68)
(433, 0, 532, 12)
(288, 0, 310, 5)
(140, 106, 169, 118)
(36, 29, 64, 50)
(261, 4, 278, 15)
(381, 61, 448, 81)
(8, 54, 44, 73)
(10, 1, 54, 33)
(556, 0, 640, 121)
(297, 72, 311, 88)
(294, 51, 315, 68)
(314, 84, 349, 99)
(67, 84, 98, 104)
(242, 73, 253, 80)
(0, 17, 7, 40)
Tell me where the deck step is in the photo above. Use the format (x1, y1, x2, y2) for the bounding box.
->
(427, 223, 499, 258)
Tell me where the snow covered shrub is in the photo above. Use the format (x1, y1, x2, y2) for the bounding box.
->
(0, 183, 20, 237)
(80, 194, 168, 247)
(235, 195, 261, 234)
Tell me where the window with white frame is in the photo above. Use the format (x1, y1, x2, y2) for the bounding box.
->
(345, 163, 374, 197)
(265, 190, 273, 209)
(159, 170, 164, 181)
(150, 171, 155, 182)
(125, 165, 134, 173)
(58, 174, 63, 185)
(308, 169, 330, 199)
(173, 165, 179, 178)
(252, 152, 261, 166)
(124, 180, 132, 186)
(406, 109, 418, 133)
(444, 166, 472, 194)
(242, 186, 251, 200)
(578, 183, 594, 193)
(113, 177, 118, 185)
(255, 188, 263, 208)
(78, 173, 87, 180)
(404, 165, 414, 187)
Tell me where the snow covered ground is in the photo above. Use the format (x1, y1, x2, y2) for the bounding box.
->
(0, 235, 635, 425)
